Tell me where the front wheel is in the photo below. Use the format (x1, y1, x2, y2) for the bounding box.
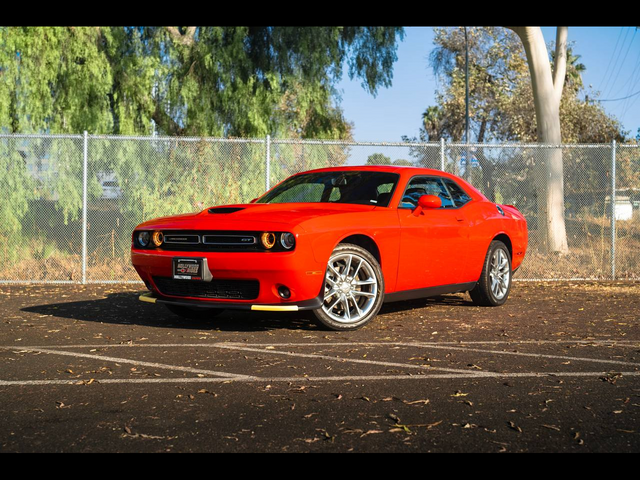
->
(312, 243, 385, 331)
(469, 240, 512, 306)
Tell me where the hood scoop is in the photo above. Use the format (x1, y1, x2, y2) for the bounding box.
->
(207, 207, 245, 214)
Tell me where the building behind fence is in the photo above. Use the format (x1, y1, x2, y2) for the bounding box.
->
(0, 133, 638, 284)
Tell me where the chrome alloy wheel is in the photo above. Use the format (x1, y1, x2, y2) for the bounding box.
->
(322, 253, 378, 324)
(489, 247, 510, 300)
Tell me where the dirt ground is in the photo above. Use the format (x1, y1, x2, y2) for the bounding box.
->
(0, 281, 639, 452)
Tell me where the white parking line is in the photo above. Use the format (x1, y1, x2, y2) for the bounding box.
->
(214, 343, 493, 377)
(2, 346, 256, 380)
(0, 340, 638, 387)
(217, 341, 640, 369)
(402, 343, 640, 368)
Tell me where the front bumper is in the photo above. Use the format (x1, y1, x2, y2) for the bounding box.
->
(131, 247, 326, 308)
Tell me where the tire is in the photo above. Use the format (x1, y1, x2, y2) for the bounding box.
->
(312, 243, 385, 331)
(164, 303, 225, 320)
(469, 240, 512, 306)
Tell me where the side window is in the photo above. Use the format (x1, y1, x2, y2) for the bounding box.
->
(442, 178, 472, 207)
(377, 183, 394, 195)
(399, 176, 454, 209)
(328, 187, 341, 202)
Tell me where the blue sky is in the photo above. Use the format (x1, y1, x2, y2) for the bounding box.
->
(336, 26, 640, 143)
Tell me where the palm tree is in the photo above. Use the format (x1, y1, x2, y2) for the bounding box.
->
(551, 46, 586, 92)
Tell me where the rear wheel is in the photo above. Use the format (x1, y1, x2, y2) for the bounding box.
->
(312, 243, 384, 331)
(164, 304, 225, 320)
(470, 240, 512, 306)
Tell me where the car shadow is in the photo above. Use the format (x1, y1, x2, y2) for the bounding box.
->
(21, 292, 315, 332)
(378, 293, 474, 315)
(21, 291, 476, 332)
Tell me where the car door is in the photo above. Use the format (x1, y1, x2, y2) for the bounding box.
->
(395, 175, 471, 291)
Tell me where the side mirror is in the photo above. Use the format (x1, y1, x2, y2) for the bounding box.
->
(418, 195, 441, 209)
(249, 198, 258, 204)
(413, 194, 441, 216)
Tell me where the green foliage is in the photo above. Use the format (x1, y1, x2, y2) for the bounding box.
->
(366, 153, 413, 166)
(366, 153, 392, 165)
(392, 158, 413, 166)
(269, 141, 353, 186)
(0, 26, 404, 139)
(0, 27, 114, 134)
(0, 139, 36, 264)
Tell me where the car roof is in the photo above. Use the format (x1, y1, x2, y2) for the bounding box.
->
(301, 164, 462, 177)
(303, 165, 426, 174)
(298, 165, 488, 201)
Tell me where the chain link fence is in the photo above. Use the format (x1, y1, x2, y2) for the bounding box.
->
(0, 133, 638, 283)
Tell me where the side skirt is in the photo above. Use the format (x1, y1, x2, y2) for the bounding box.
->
(383, 282, 477, 303)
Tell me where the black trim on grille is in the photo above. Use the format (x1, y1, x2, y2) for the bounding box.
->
(143, 230, 294, 252)
(153, 277, 260, 300)
(164, 234, 201, 244)
(202, 234, 256, 245)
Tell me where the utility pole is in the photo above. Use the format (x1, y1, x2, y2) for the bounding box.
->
(464, 27, 471, 182)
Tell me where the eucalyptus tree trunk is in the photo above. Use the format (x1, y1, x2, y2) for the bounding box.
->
(509, 27, 569, 254)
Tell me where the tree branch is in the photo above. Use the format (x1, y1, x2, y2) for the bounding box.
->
(552, 27, 568, 103)
(166, 27, 196, 46)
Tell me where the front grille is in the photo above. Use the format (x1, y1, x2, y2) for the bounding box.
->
(157, 230, 261, 252)
(153, 277, 260, 300)
(155, 230, 293, 252)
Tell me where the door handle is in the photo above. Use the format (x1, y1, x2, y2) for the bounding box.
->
(455, 215, 464, 222)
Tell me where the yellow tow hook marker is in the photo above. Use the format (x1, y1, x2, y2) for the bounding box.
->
(139, 292, 157, 304)
(251, 305, 299, 312)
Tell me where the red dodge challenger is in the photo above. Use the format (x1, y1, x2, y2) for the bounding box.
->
(132, 166, 527, 330)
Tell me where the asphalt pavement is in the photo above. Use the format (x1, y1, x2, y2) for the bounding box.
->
(0, 281, 638, 452)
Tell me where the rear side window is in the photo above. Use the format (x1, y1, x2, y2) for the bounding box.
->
(399, 176, 455, 209)
(442, 178, 472, 207)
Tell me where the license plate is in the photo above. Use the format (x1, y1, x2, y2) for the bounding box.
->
(173, 257, 204, 280)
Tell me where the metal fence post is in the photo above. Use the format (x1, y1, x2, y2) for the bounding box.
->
(82, 131, 88, 285)
(440, 138, 445, 171)
(611, 139, 616, 280)
(265, 135, 271, 192)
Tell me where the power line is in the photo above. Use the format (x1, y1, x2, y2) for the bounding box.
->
(598, 89, 640, 102)
(600, 27, 627, 97)
(607, 28, 637, 99)
(619, 31, 640, 119)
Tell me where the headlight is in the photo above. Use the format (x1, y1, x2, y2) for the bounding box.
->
(152, 231, 164, 247)
(137, 231, 150, 247)
(280, 232, 295, 250)
(261, 232, 276, 249)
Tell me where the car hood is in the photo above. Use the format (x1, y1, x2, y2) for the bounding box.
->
(136, 203, 377, 232)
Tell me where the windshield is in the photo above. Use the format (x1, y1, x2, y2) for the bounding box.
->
(256, 171, 400, 207)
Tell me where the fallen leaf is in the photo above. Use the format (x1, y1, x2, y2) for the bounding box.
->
(508, 421, 522, 433)
(542, 424, 561, 431)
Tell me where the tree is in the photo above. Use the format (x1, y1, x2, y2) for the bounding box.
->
(409, 27, 626, 254)
(393, 158, 413, 166)
(0, 26, 405, 139)
(0, 26, 406, 274)
(508, 27, 569, 254)
(366, 153, 392, 165)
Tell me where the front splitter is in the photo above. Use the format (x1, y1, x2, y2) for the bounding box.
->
(139, 291, 322, 312)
